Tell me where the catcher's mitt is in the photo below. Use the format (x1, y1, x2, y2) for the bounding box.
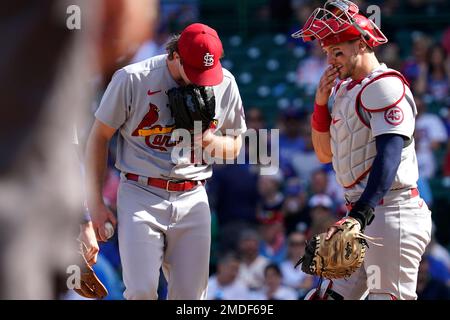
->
(73, 240, 108, 299)
(167, 84, 216, 132)
(295, 217, 382, 279)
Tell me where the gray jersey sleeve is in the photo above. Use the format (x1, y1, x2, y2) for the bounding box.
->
(215, 74, 247, 136)
(369, 98, 415, 139)
(95, 69, 132, 129)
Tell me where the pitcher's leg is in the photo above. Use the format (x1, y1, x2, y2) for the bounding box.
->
(117, 182, 168, 300)
(165, 187, 211, 300)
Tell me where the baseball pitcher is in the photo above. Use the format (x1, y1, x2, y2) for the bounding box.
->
(292, 0, 431, 300)
(85, 23, 246, 300)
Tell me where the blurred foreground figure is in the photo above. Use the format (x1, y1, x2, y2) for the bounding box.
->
(0, 0, 157, 299)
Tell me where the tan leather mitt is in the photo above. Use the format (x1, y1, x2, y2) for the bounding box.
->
(295, 217, 381, 279)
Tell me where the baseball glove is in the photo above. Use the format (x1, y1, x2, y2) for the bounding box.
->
(167, 84, 216, 133)
(295, 217, 382, 279)
(73, 240, 108, 299)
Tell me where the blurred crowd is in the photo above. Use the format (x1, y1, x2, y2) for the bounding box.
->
(66, 0, 450, 300)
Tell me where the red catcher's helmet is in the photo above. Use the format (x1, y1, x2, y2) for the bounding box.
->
(291, 0, 388, 48)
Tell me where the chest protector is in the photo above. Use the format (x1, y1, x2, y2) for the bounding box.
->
(329, 64, 416, 190)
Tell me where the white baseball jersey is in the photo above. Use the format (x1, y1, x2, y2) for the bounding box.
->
(95, 54, 247, 180)
(329, 63, 418, 202)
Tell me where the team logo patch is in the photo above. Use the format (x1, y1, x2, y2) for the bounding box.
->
(384, 106, 404, 126)
(203, 53, 214, 67)
(132, 103, 178, 152)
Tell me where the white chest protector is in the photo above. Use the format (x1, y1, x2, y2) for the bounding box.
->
(329, 64, 419, 201)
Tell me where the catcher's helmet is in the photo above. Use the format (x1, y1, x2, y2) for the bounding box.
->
(291, 0, 387, 48)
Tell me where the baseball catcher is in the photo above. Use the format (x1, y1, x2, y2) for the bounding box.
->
(167, 84, 216, 133)
(291, 0, 432, 300)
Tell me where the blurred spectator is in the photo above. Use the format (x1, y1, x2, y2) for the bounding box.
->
(246, 107, 266, 131)
(401, 32, 432, 86)
(257, 207, 288, 265)
(258, 171, 285, 212)
(277, 108, 307, 178)
(160, 0, 199, 33)
(309, 168, 328, 194)
(290, 120, 323, 185)
(307, 168, 344, 209)
(414, 95, 448, 179)
(417, 256, 450, 300)
(208, 107, 267, 229)
(208, 108, 267, 251)
(131, 24, 170, 64)
(282, 177, 309, 234)
(237, 229, 270, 291)
(207, 252, 250, 300)
(210, 171, 259, 252)
(306, 194, 336, 239)
(323, 166, 345, 206)
(443, 140, 450, 178)
(424, 225, 450, 286)
(379, 43, 402, 72)
(252, 263, 298, 300)
(296, 41, 328, 91)
(279, 231, 315, 298)
(415, 44, 450, 103)
(245, 107, 270, 165)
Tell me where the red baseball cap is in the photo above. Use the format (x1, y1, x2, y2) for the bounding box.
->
(178, 23, 224, 86)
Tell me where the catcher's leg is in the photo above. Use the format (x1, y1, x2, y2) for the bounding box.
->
(304, 272, 369, 300)
(363, 195, 431, 300)
(117, 181, 168, 300)
(163, 185, 211, 300)
(304, 279, 344, 300)
(326, 266, 369, 300)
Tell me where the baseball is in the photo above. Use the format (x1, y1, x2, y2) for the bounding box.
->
(104, 221, 115, 239)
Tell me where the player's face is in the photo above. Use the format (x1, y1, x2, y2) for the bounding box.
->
(323, 40, 360, 79)
(172, 52, 192, 86)
(178, 63, 192, 86)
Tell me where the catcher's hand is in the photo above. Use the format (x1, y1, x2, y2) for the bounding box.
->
(296, 217, 382, 279)
(167, 84, 216, 133)
(73, 240, 108, 299)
